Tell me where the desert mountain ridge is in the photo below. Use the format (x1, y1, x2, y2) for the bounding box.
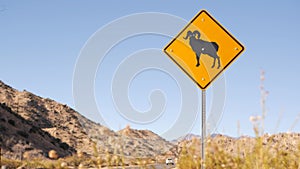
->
(1, 80, 300, 161)
(0, 80, 174, 159)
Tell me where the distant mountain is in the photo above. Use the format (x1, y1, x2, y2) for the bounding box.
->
(0, 80, 174, 159)
(171, 133, 200, 144)
(171, 133, 231, 144)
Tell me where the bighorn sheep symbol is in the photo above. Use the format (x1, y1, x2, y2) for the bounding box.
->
(183, 30, 221, 69)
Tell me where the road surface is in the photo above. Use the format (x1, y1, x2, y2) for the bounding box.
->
(101, 163, 176, 169)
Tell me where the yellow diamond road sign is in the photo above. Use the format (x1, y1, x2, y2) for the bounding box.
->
(164, 10, 245, 90)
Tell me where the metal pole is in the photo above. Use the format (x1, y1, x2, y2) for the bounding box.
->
(201, 90, 206, 169)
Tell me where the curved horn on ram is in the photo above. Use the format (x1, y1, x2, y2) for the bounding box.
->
(183, 31, 193, 40)
(193, 30, 201, 39)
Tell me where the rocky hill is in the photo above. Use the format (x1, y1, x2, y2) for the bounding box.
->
(117, 125, 174, 157)
(0, 80, 174, 159)
(0, 102, 75, 159)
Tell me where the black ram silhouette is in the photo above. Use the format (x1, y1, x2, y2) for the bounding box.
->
(183, 30, 221, 69)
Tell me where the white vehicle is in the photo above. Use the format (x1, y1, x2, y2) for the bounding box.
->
(165, 158, 174, 165)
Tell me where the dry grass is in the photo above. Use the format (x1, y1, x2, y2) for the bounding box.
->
(175, 134, 300, 169)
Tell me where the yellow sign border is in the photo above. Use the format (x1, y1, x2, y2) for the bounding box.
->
(163, 10, 245, 90)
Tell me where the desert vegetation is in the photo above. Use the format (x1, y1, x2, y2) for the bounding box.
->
(175, 133, 300, 169)
(1, 132, 300, 169)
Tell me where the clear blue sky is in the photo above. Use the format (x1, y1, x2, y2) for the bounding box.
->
(1, 0, 300, 140)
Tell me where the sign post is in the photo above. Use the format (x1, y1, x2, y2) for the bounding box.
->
(201, 90, 206, 169)
(164, 10, 245, 168)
